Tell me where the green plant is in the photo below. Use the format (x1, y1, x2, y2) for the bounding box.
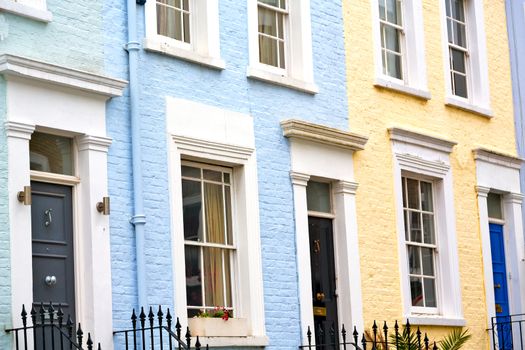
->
(438, 329, 471, 350)
(197, 307, 230, 320)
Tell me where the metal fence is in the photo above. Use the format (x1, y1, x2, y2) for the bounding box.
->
(113, 306, 208, 350)
(299, 320, 439, 350)
(5, 303, 99, 350)
(491, 314, 525, 350)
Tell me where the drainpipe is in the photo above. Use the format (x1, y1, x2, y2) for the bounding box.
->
(126, 0, 147, 309)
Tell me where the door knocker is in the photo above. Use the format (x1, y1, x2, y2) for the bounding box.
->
(313, 239, 321, 254)
(44, 208, 53, 227)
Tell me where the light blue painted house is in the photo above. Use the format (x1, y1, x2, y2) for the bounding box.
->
(0, 0, 368, 349)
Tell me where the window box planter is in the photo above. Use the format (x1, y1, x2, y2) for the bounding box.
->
(188, 318, 248, 337)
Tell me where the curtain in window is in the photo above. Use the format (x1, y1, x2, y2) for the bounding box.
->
(258, 8, 278, 67)
(204, 183, 225, 306)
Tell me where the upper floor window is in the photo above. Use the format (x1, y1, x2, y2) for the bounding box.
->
(258, 0, 287, 69)
(373, 0, 430, 100)
(247, 0, 318, 94)
(379, 0, 403, 80)
(144, 0, 225, 69)
(0, 0, 52, 22)
(445, 0, 468, 98)
(441, 0, 492, 116)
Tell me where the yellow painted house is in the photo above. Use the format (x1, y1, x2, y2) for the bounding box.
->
(343, 0, 525, 348)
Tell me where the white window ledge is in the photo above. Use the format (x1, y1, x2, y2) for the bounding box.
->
(405, 316, 466, 327)
(143, 37, 225, 70)
(445, 96, 493, 118)
(0, 0, 52, 22)
(247, 65, 319, 95)
(374, 77, 431, 100)
(191, 336, 269, 347)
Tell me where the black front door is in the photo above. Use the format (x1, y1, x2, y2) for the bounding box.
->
(31, 181, 76, 324)
(309, 216, 339, 347)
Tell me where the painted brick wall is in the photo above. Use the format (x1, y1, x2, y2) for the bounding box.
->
(344, 0, 516, 348)
(506, 0, 525, 238)
(104, 0, 349, 348)
(0, 0, 107, 346)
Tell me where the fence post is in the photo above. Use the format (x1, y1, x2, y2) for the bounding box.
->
(140, 307, 146, 350)
(383, 321, 388, 350)
(132, 309, 138, 350)
(148, 307, 155, 350)
(157, 306, 164, 350)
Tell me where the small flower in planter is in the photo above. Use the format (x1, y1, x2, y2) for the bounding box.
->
(197, 307, 230, 321)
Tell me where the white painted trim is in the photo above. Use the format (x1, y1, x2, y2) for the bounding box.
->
(6, 86, 115, 347)
(166, 99, 266, 339)
(247, 0, 316, 93)
(285, 123, 365, 342)
(144, 0, 223, 68)
(473, 148, 524, 170)
(439, 0, 491, 111)
(388, 127, 457, 153)
(191, 336, 269, 347)
(405, 316, 466, 327)
(0, 54, 127, 97)
(371, 0, 429, 95)
(0, 0, 52, 22)
(391, 130, 463, 322)
(374, 78, 431, 100)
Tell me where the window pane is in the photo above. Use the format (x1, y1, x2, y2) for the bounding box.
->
(410, 277, 423, 306)
(453, 73, 468, 98)
(409, 211, 422, 243)
(451, 49, 466, 73)
(452, 0, 465, 21)
(182, 165, 200, 179)
(225, 186, 233, 245)
(379, 0, 386, 21)
(203, 247, 225, 306)
(408, 246, 421, 274)
(384, 25, 400, 52)
(203, 169, 222, 182)
(259, 35, 278, 67)
(157, 4, 179, 39)
(279, 41, 286, 68)
(204, 183, 225, 244)
(307, 181, 331, 213)
(185, 245, 202, 307)
(487, 193, 503, 219)
(224, 251, 232, 307)
(422, 213, 435, 244)
(406, 178, 419, 209)
(259, 0, 279, 8)
(223, 173, 230, 184)
(183, 12, 190, 43)
(182, 179, 203, 241)
(402, 178, 407, 207)
(386, 0, 401, 25)
(258, 7, 277, 36)
(447, 19, 453, 43)
(277, 13, 284, 39)
(421, 247, 434, 276)
(182, 0, 188, 11)
(158, 0, 177, 7)
(30, 132, 73, 175)
(386, 52, 402, 79)
(424, 278, 437, 307)
(454, 22, 466, 48)
(445, 0, 451, 16)
(420, 181, 433, 212)
(404, 211, 409, 240)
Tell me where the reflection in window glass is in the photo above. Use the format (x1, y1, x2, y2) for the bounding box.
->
(306, 181, 331, 213)
(487, 193, 503, 220)
(29, 132, 73, 175)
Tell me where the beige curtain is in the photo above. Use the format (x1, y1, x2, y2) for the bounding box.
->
(258, 8, 278, 66)
(204, 183, 225, 306)
(156, 3, 179, 40)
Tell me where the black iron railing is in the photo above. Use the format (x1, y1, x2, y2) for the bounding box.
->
(5, 303, 99, 350)
(299, 320, 439, 349)
(491, 313, 525, 350)
(113, 306, 208, 350)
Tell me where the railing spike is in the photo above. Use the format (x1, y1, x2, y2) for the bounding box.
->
(87, 333, 93, 350)
(185, 326, 192, 348)
(361, 333, 367, 350)
(195, 336, 201, 349)
(21, 305, 27, 326)
(383, 321, 389, 348)
(353, 325, 358, 346)
(98, 343, 102, 350)
(306, 325, 312, 347)
(77, 322, 84, 347)
(433, 341, 438, 350)
(424, 333, 429, 350)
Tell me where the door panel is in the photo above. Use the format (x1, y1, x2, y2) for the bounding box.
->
(489, 223, 512, 349)
(309, 217, 338, 347)
(31, 182, 76, 324)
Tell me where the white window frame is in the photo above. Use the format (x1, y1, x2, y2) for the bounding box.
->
(247, 0, 318, 94)
(144, 0, 225, 70)
(372, 0, 430, 100)
(389, 127, 465, 326)
(440, 0, 492, 117)
(0, 0, 52, 22)
(167, 97, 267, 347)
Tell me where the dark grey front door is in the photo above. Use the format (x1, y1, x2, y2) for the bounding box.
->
(31, 181, 76, 323)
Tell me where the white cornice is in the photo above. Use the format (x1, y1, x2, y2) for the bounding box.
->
(473, 148, 523, 170)
(77, 135, 112, 152)
(475, 185, 491, 197)
(333, 180, 359, 195)
(396, 153, 450, 177)
(172, 135, 254, 163)
(290, 172, 310, 186)
(0, 54, 128, 97)
(4, 121, 35, 140)
(389, 127, 457, 153)
(281, 119, 368, 151)
(504, 192, 524, 205)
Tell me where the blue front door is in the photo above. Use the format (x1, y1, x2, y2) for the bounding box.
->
(490, 223, 512, 349)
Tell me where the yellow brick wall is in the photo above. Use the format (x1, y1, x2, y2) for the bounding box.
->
(343, 0, 516, 348)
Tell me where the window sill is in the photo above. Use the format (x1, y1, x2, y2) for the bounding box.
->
(445, 96, 493, 118)
(0, 0, 52, 22)
(192, 336, 269, 347)
(405, 315, 466, 327)
(374, 77, 431, 100)
(247, 65, 319, 95)
(143, 37, 225, 70)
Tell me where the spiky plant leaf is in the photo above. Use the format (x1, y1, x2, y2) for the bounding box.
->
(438, 328, 471, 350)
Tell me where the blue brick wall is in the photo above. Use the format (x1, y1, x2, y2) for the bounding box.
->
(104, 1, 349, 348)
(507, 0, 525, 230)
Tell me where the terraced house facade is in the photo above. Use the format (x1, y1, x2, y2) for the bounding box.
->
(0, 0, 524, 349)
